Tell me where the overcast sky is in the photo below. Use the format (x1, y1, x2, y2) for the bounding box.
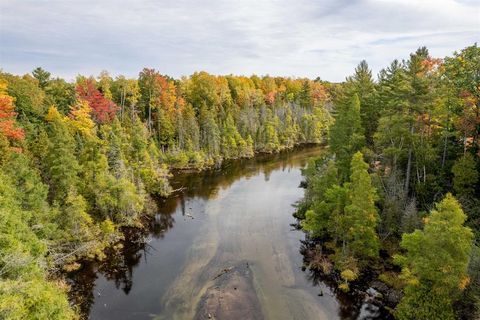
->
(1, 0, 479, 82)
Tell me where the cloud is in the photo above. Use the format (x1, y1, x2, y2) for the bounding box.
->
(0, 0, 479, 82)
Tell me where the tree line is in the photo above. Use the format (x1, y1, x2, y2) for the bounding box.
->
(0, 69, 331, 318)
(298, 44, 479, 319)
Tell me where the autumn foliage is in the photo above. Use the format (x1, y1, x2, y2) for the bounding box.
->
(0, 82, 25, 141)
(76, 79, 118, 123)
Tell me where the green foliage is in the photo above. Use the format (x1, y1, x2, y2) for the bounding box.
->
(452, 153, 478, 197)
(0, 169, 75, 319)
(44, 107, 81, 202)
(296, 44, 479, 319)
(44, 78, 76, 115)
(59, 189, 96, 243)
(346, 60, 377, 145)
(1, 61, 330, 320)
(302, 160, 340, 236)
(329, 93, 365, 180)
(394, 194, 473, 319)
(4, 44, 479, 318)
(395, 284, 455, 320)
(199, 104, 221, 157)
(0, 73, 47, 121)
(344, 152, 379, 259)
(32, 67, 51, 89)
(0, 279, 77, 320)
(303, 152, 379, 270)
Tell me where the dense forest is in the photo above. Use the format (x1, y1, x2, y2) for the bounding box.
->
(297, 44, 479, 319)
(0, 68, 331, 318)
(0, 44, 478, 319)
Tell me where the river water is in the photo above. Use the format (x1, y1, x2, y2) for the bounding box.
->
(69, 146, 387, 320)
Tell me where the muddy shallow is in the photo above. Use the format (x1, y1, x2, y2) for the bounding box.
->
(68, 146, 388, 320)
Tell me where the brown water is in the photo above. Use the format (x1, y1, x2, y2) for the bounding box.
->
(68, 146, 388, 320)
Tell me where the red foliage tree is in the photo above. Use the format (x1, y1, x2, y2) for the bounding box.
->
(76, 79, 118, 123)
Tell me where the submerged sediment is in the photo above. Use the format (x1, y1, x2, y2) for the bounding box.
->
(194, 261, 263, 320)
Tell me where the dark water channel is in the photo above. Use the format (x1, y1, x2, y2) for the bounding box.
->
(68, 146, 388, 320)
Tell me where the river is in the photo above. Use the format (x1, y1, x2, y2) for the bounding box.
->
(68, 146, 388, 320)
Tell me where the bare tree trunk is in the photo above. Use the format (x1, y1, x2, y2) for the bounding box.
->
(148, 90, 152, 132)
(131, 104, 136, 123)
(405, 124, 414, 195)
(120, 87, 125, 121)
(148, 104, 152, 132)
(442, 133, 448, 167)
(416, 165, 421, 184)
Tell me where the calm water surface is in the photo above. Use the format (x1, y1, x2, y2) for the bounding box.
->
(69, 146, 386, 320)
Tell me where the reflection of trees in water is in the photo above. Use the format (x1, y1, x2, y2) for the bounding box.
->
(170, 145, 320, 200)
(298, 240, 393, 320)
(69, 145, 322, 319)
(100, 229, 145, 295)
(67, 263, 97, 318)
(69, 214, 175, 318)
(149, 197, 176, 238)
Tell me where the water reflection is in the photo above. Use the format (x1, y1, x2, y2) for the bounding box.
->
(67, 146, 390, 320)
(300, 242, 390, 320)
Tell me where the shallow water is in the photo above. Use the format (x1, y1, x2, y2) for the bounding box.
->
(69, 146, 388, 320)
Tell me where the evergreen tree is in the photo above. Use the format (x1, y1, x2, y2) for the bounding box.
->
(303, 160, 340, 237)
(44, 78, 76, 115)
(344, 152, 379, 259)
(32, 67, 51, 89)
(346, 60, 377, 145)
(44, 107, 80, 203)
(0, 169, 75, 320)
(452, 153, 478, 197)
(329, 93, 365, 180)
(199, 104, 221, 158)
(394, 194, 473, 320)
(298, 80, 313, 109)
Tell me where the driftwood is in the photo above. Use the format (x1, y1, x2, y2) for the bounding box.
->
(212, 266, 234, 280)
(171, 186, 187, 193)
(52, 241, 98, 265)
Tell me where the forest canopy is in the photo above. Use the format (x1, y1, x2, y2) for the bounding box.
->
(0, 43, 479, 319)
(0, 68, 331, 319)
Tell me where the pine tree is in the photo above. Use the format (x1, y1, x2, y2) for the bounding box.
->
(303, 160, 340, 237)
(32, 67, 51, 89)
(329, 93, 365, 180)
(346, 60, 377, 145)
(394, 194, 473, 320)
(374, 60, 412, 175)
(344, 152, 379, 259)
(298, 80, 313, 109)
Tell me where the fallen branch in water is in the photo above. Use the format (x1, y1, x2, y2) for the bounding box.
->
(171, 186, 186, 193)
(51, 241, 99, 265)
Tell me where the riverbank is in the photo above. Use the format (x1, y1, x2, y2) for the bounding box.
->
(66, 145, 390, 320)
(58, 144, 322, 270)
(298, 237, 399, 319)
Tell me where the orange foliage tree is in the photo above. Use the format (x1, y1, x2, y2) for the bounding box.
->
(0, 81, 25, 144)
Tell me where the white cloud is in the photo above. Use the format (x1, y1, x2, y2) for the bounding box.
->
(0, 0, 479, 82)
